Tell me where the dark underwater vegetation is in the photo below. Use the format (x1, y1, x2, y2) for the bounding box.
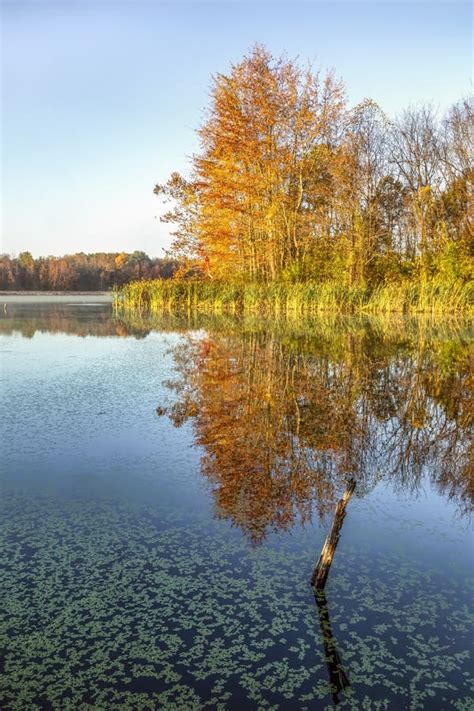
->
(1, 303, 473, 709)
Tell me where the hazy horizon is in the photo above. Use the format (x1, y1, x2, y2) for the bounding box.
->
(2, 0, 472, 258)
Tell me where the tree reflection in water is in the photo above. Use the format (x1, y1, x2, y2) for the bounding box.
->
(0, 303, 151, 339)
(160, 317, 472, 540)
(156, 315, 472, 703)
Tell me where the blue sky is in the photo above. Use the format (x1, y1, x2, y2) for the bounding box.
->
(2, 1, 472, 257)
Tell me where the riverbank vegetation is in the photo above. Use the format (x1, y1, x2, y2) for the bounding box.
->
(116, 275, 472, 314)
(119, 45, 472, 314)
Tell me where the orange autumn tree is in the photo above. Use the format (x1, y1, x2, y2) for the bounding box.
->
(155, 45, 346, 281)
(153, 47, 472, 291)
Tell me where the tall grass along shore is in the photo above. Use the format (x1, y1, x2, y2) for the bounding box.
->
(114, 277, 473, 316)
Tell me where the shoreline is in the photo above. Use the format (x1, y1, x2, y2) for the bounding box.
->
(1, 291, 112, 303)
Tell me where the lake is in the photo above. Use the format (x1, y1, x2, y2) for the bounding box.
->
(1, 301, 472, 710)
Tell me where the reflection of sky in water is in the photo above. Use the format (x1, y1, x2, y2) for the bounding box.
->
(1, 330, 203, 495)
(0, 305, 473, 709)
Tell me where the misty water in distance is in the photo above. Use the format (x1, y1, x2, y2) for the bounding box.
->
(0, 302, 473, 710)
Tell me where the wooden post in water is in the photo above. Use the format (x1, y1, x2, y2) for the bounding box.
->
(311, 478, 356, 590)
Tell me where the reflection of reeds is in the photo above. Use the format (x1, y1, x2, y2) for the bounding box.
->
(114, 308, 474, 346)
(114, 277, 474, 316)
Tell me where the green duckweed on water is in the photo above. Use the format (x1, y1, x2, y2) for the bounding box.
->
(1, 490, 473, 710)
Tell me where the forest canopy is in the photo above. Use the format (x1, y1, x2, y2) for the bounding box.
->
(156, 45, 473, 288)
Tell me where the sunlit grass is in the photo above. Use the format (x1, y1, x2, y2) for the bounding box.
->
(114, 277, 473, 315)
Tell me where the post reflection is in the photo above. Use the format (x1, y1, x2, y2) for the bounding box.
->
(314, 588, 351, 705)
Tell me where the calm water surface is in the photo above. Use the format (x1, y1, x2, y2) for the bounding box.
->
(0, 303, 473, 710)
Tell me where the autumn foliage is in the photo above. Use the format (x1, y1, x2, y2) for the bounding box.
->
(155, 45, 473, 291)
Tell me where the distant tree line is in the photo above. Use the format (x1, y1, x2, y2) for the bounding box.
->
(156, 45, 473, 288)
(0, 251, 178, 291)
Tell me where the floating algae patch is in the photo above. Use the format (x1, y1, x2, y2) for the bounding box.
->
(1, 491, 473, 710)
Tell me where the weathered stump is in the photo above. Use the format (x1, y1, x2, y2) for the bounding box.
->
(311, 478, 356, 590)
